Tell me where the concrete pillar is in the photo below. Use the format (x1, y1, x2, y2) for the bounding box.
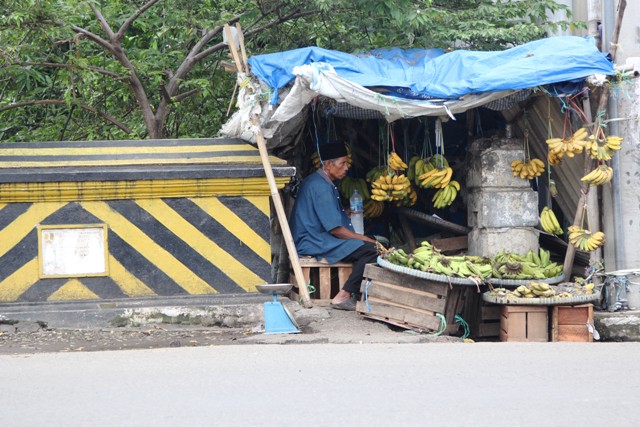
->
(601, 0, 640, 272)
(466, 134, 539, 257)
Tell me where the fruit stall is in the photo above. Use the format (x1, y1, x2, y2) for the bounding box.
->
(222, 33, 634, 340)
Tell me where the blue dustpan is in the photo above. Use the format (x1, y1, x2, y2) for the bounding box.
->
(256, 284, 300, 334)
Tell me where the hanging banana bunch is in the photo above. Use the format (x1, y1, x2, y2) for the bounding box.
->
(338, 176, 370, 201)
(415, 154, 452, 189)
(311, 151, 322, 169)
(407, 155, 421, 182)
(370, 174, 411, 202)
(567, 225, 606, 252)
(512, 128, 545, 180)
(363, 199, 385, 218)
(511, 158, 545, 179)
(388, 151, 408, 171)
(547, 150, 563, 166)
(539, 206, 563, 235)
(581, 164, 613, 186)
(545, 127, 589, 159)
(412, 157, 431, 187)
(395, 185, 418, 207)
(585, 124, 623, 161)
(366, 166, 388, 183)
(432, 180, 460, 209)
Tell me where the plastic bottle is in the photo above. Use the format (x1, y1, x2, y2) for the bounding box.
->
(349, 189, 364, 235)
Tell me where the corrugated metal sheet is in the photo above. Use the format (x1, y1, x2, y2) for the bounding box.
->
(502, 94, 587, 224)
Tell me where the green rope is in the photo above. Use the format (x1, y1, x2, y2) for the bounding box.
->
(299, 282, 317, 304)
(430, 313, 447, 336)
(455, 314, 470, 339)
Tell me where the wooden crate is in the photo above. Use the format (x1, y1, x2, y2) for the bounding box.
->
(476, 302, 501, 339)
(355, 264, 473, 334)
(500, 305, 548, 342)
(290, 257, 352, 303)
(551, 304, 594, 342)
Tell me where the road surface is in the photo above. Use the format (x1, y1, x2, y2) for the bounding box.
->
(2, 342, 639, 426)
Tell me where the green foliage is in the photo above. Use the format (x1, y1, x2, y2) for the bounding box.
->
(0, 0, 580, 142)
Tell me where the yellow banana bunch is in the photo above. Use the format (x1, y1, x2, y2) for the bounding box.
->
(539, 206, 563, 235)
(586, 137, 614, 161)
(311, 151, 322, 168)
(568, 225, 606, 252)
(581, 164, 613, 186)
(547, 150, 562, 166)
(432, 180, 460, 209)
(545, 128, 589, 158)
(370, 173, 411, 202)
(417, 166, 453, 189)
(605, 135, 623, 151)
(511, 158, 545, 180)
(366, 166, 388, 183)
(363, 198, 385, 218)
(412, 158, 432, 186)
(388, 151, 408, 171)
(395, 185, 418, 207)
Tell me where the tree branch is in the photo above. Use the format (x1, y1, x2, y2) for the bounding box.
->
(17, 62, 124, 80)
(115, 0, 162, 41)
(0, 100, 132, 134)
(88, 3, 116, 41)
(69, 24, 114, 54)
(173, 88, 200, 102)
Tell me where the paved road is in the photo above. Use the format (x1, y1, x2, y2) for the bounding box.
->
(2, 342, 639, 427)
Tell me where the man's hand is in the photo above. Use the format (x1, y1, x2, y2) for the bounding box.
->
(329, 226, 377, 243)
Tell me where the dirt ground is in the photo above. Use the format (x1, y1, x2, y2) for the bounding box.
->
(0, 324, 254, 355)
(0, 308, 460, 355)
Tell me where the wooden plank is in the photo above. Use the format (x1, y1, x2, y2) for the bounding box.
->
(431, 235, 469, 253)
(356, 299, 443, 332)
(298, 257, 352, 268)
(444, 286, 463, 325)
(526, 310, 549, 342)
(501, 305, 549, 342)
(478, 322, 500, 337)
(503, 305, 548, 314)
(363, 264, 449, 297)
(556, 324, 592, 342)
(363, 280, 447, 313)
(555, 304, 593, 325)
(551, 304, 593, 342)
(481, 304, 502, 320)
(319, 268, 331, 300)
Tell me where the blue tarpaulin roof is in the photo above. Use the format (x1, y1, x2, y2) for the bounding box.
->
(248, 36, 614, 103)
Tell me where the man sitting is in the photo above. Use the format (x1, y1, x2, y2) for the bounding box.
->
(290, 142, 378, 311)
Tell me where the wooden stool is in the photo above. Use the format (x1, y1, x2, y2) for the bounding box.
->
(291, 257, 353, 302)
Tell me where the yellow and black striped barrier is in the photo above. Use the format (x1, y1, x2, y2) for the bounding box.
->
(0, 138, 294, 302)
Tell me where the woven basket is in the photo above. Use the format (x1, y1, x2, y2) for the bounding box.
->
(482, 289, 601, 306)
(377, 256, 483, 286)
(377, 256, 565, 288)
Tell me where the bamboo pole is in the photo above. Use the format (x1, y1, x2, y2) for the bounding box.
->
(562, 0, 626, 279)
(253, 124, 312, 308)
(224, 24, 312, 307)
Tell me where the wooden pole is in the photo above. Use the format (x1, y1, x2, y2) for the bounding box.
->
(562, 0, 626, 279)
(254, 125, 312, 307)
(224, 23, 312, 307)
